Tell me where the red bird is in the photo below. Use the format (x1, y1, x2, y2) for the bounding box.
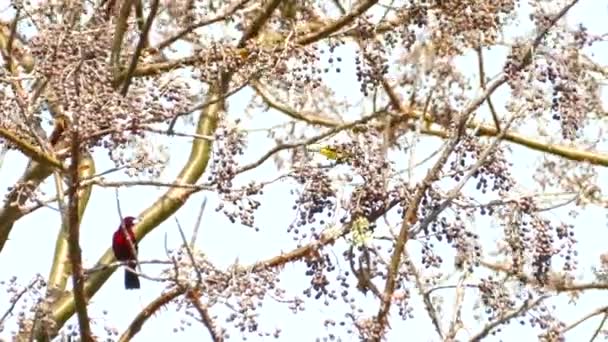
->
(112, 216, 140, 289)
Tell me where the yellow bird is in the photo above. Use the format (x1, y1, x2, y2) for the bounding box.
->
(307, 144, 351, 163)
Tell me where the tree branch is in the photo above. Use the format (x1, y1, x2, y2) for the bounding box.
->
(120, 0, 160, 96)
(66, 111, 92, 341)
(469, 295, 548, 341)
(118, 287, 187, 342)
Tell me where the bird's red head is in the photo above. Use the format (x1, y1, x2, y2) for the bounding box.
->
(122, 216, 138, 229)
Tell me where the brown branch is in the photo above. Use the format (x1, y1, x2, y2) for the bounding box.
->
(120, 0, 160, 96)
(250, 229, 342, 271)
(118, 54, 202, 79)
(144, 127, 214, 141)
(118, 287, 187, 342)
(5, 8, 20, 72)
(84, 259, 174, 275)
(156, 0, 251, 50)
(111, 0, 134, 78)
(560, 306, 608, 336)
(84, 179, 213, 191)
(375, 123, 457, 335)
(589, 312, 608, 342)
(0, 21, 34, 72)
(404, 249, 444, 339)
(187, 290, 223, 342)
(167, 77, 251, 133)
(520, 0, 580, 68)
(47, 153, 95, 294)
(249, 198, 401, 272)
(411, 115, 519, 238)
(469, 295, 548, 342)
(252, 81, 338, 127)
(0, 128, 63, 169)
(475, 46, 501, 131)
(66, 118, 92, 341)
(237, 0, 284, 48)
(297, 0, 380, 46)
(481, 260, 608, 293)
(0, 276, 40, 326)
(133, 0, 146, 36)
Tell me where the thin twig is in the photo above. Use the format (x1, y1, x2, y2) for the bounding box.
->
(166, 75, 251, 133)
(469, 296, 548, 342)
(84, 259, 174, 274)
(120, 0, 160, 96)
(190, 197, 208, 247)
(174, 218, 203, 286)
(561, 306, 608, 335)
(589, 312, 608, 342)
(0, 277, 40, 326)
(115, 188, 124, 222)
(236, 110, 385, 174)
(297, 0, 379, 46)
(143, 127, 214, 141)
(411, 114, 519, 237)
(475, 46, 501, 131)
(404, 249, 444, 339)
(88, 179, 213, 191)
(5, 7, 20, 72)
(156, 0, 251, 50)
(446, 272, 469, 340)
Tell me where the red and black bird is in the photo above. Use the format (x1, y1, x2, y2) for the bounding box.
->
(112, 216, 140, 289)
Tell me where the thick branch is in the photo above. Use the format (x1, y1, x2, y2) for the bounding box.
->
(66, 123, 92, 341)
(47, 154, 95, 293)
(237, 0, 284, 47)
(111, 0, 134, 79)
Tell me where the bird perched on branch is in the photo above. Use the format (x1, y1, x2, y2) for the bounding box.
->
(112, 216, 140, 289)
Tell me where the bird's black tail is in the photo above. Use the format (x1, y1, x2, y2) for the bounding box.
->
(124, 261, 140, 289)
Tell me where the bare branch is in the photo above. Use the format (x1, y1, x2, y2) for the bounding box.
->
(66, 103, 92, 341)
(187, 290, 224, 342)
(120, 0, 160, 95)
(469, 296, 548, 342)
(118, 287, 187, 342)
